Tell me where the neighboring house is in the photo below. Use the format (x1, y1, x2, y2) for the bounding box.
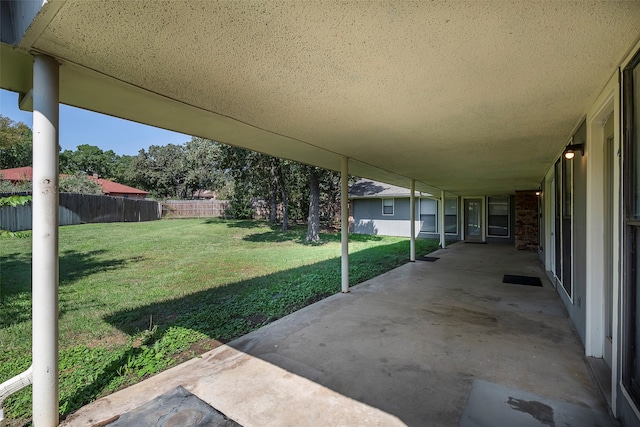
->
(86, 175, 149, 199)
(191, 189, 217, 199)
(349, 179, 516, 243)
(0, 167, 149, 199)
(0, 166, 32, 183)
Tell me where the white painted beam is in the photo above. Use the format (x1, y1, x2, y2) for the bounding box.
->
(31, 54, 60, 427)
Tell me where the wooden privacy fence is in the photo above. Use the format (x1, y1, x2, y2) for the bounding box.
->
(161, 200, 229, 218)
(0, 193, 160, 232)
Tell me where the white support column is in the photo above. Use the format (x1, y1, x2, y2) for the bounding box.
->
(32, 55, 60, 427)
(341, 157, 349, 293)
(410, 180, 416, 261)
(440, 190, 446, 248)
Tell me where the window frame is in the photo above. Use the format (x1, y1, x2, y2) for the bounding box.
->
(419, 197, 438, 233)
(622, 47, 640, 406)
(382, 198, 394, 216)
(444, 197, 458, 235)
(486, 196, 510, 238)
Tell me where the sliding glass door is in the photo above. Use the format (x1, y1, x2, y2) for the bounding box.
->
(623, 49, 640, 406)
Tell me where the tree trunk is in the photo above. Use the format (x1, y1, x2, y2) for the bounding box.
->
(306, 167, 320, 242)
(275, 160, 289, 230)
(269, 163, 278, 224)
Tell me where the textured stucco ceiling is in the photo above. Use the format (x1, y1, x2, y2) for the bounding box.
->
(2, 0, 640, 195)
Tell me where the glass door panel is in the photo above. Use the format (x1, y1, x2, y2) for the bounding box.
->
(465, 199, 482, 242)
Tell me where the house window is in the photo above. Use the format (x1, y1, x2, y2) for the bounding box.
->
(623, 48, 640, 406)
(445, 197, 458, 234)
(382, 198, 394, 216)
(487, 196, 509, 237)
(420, 198, 437, 232)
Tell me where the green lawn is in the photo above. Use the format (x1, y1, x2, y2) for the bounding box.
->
(0, 219, 439, 425)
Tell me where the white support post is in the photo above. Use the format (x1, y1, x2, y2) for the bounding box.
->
(410, 180, 416, 261)
(32, 55, 60, 427)
(341, 157, 349, 293)
(440, 190, 446, 248)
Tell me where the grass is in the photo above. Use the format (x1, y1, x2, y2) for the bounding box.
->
(0, 219, 440, 425)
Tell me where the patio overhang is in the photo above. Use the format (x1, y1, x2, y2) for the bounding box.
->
(2, 1, 639, 196)
(2, 2, 640, 425)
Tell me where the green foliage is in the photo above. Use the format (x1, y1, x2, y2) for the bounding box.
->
(0, 195, 32, 237)
(0, 176, 31, 193)
(0, 195, 31, 208)
(60, 144, 119, 179)
(217, 144, 351, 231)
(0, 173, 104, 195)
(131, 143, 187, 198)
(0, 219, 439, 425)
(225, 183, 255, 219)
(59, 144, 137, 186)
(184, 137, 228, 195)
(110, 154, 136, 186)
(0, 115, 32, 167)
(130, 138, 230, 199)
(59, 172, 103, 195)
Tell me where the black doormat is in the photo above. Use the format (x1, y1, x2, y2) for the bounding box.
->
(503, 275, 542, 287)
(106, 385, 242, 427)
(465, 241, 487, 244)
(417, 256, 439, 262)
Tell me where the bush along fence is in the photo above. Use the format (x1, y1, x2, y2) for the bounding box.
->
(0, 192, 160, 232)
(161, 199, 229, 218)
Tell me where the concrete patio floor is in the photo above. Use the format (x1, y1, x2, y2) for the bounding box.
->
(61, 242, 614, 427)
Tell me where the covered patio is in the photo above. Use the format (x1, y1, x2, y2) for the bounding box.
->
(2, 1, 640, 425)
(61, 243, 612, 427)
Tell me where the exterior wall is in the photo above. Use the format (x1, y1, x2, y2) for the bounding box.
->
(537, 62, 640, 425)
(554, 121, 587, 346)
(353, 194, 518, 245)
(514, 191, 539, 250)
(352, 198, 417, 237)
(573, 122, 588, 347)
(352, 197, 462, 240)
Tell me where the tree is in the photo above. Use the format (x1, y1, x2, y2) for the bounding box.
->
(274, 158, 289, 230)
(306, 167, 321, 241)
(110, 155, 136, 187)
(0, 115, 32, 168)
(183, 137, 229, 197)
(130, 138, 231, 199)
(131, 144, 187, 198)
(218, 145, 272, 220)
(218, 145, 297, 229)
(59, 173, 103, 194)
(59, 144, 121, 179)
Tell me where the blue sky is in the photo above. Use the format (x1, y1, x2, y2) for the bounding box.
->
(0, 88, 192, 156)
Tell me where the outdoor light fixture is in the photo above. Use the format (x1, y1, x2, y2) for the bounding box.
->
(563, 144, 584, 160)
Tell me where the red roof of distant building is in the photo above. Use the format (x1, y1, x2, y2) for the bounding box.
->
(0, 166, 33, 181)
(0, 166, 149, 196)
(87, 176, 149, 195)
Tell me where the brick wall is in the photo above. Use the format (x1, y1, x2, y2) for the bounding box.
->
(515, 190, 539, 250)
